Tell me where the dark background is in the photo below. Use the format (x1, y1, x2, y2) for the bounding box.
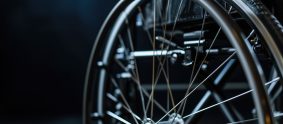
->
(0, 0, 115, 123)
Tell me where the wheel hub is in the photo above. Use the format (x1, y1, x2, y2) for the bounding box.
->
(168, 113, 184, 124)
(143, 118, 155, 124)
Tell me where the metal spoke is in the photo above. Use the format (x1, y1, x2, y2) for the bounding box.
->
(164, 58, 176, 113)
(114, 58, 168, 114)
(179, 27, 221, 115)
(183, 77, 280, 119)
(106, 93, 142, 122)
(125, 19, 148, 119)
(156, 51, 237, 123)
(138, 5, 182, 112)
(141, 50, 175, 114)
(122, 106, 143, 122)
(170, 0, 185, 39)
(145, 53, 177, 114)
(156, 0, 170, 37)
(111, 77, 140, 124)
(179, 6, 234, 115)
(137, 2, 177, 118)
(178, 11, 208, 115)
(133, 75, 169, 114)
(150, 0, 157, 118)
(117, 34, 139, 79)
(163, 0, 171, 37)
(142, 85, 168, 114)
(106, 111, 131, 124)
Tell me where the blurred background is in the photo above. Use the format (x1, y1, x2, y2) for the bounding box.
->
(0, 0, 115, 123)
(1, 0, 282, 124)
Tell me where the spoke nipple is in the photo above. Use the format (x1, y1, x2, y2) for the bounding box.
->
(143, 118, 155, 124)
(97, 61, 104, 67)
(169, 113, 184, 124)
(91, 112, 104, 120)
(97, 61, 107, 69)
(201, 64, 208, 71)
(170, 53, 178, 64)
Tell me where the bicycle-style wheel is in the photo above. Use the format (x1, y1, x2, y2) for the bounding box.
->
(83, 0, 283, 123)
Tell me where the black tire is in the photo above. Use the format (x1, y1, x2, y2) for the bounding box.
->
(227, 0, 283, 78)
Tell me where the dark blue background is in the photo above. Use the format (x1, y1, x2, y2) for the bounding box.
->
(0, 0, 115, 123)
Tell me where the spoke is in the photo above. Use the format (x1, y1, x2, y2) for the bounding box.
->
(144, 48, 172, 118)
(179, 7, 234, 115)
(140, 1, 188, 114)
(145, 54, 177, 112)
(156, 52, 237, 123)
(156, 0, 169, 37)
(142, 84, 168, 114)
(117, 34, 138, 79)
(179, 28, 221, 115)
(114, 57, 168, 114)
(132, 74, 169, 114)
(111, 77, 139, 124)
(122, 106, 143, 122)
(137, 6, 171, 55)
(106, 93, 142, 122)
(166, 54, 172, 112)
(167, 85, 170, 111)
(156, 36, 183, 49)
(271, 85, 282, 102)
(106, 111, 131, 124)
(126, 20, 135, 53)
(138, 7, 153, 44)
(138, 6, 180, 111)
(151, 0, 157, 118)
(170, 0, 185, 39)
(163, 0, 171, 37)
(178, 11, 208, 114)
(189, 27, 222, 83)
(188, 6, 233, 95)
(137, 6, 172, 77)
(138, 8, 176, 114)
(183, 77, 280, 119)
(114, 59, 130, 72)
(227, 112, 283, 124)
(125, 20, 148, 119)
(118, 35, 127, 53)
(246, 30, 255, 40)
(148, 53, 176, 114)
(107, 93, 118, 102)
(267, 67, 282, 103)
(164, 58, 176, 112)
(118, 35, 131, 62)
(145, 60, 165, 113)
(145, 58, 177, 114)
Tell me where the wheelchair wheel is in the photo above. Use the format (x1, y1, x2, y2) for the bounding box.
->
(83, 0, 283, 123)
